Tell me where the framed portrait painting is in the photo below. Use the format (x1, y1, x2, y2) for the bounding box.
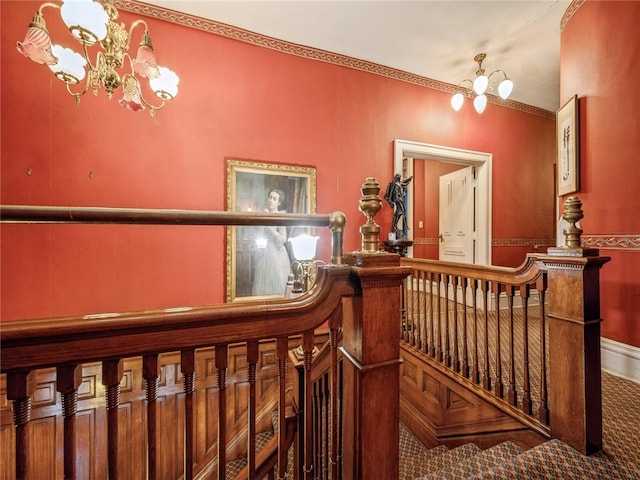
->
(226, 159, 317, 302)
(557, 95, 580, 196)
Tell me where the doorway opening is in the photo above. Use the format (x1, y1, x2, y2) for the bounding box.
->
(393, 139, 492, 265)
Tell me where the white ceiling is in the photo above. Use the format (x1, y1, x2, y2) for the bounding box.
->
(145, 0, 571, 112)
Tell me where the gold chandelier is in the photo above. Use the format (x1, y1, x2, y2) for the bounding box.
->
(16, 0, 180, 116)
(451, 53, 513, 114)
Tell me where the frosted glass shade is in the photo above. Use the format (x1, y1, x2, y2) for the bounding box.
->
(451, 93, 464, 111)
(60, 0, 108, 45)
(498, 78, 514, 99)
(289, 234, 319, 261)
(473, 74, 488, 95)
(473, 95, 487, 114)
(48, 44, 86, 83)
(149, 67, 180, 99)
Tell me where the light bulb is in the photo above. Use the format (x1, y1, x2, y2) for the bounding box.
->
(498, 78, 514, 99)
(473, 75, 488, 95)
(473, 95, 487, 114)
(451, 93, 464, 111)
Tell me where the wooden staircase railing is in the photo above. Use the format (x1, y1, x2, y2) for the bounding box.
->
(1, 190, 611, 480)
(1, 191, 411, 480)
(398, 196, 611, 456)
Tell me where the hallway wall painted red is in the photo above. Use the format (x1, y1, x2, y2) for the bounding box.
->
(560, 1, 640, 347)
(2, 2, 557, 326)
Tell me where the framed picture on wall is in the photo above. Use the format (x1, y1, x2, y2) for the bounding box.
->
(226, 159, 317, 302)
(557, 94, 580, 196)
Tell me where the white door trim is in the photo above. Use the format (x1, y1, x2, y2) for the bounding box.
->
(393, 139, 492, 265)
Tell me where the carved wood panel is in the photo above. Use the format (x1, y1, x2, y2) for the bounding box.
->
(0, 340, 285, 479)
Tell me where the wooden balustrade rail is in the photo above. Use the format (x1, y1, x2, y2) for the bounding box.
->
(399, 255, 550, 436)
(0, 205, 347, 265)
(399, 251, 611, 455)
(2, 266, 353, 480)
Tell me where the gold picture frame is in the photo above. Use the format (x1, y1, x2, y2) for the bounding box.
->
(226, 159, 317, 302)
(557, 94, 580, 196)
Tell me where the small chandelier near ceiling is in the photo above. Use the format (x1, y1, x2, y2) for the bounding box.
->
(451, 53, 513, 114)
(16, 0, 179, 116)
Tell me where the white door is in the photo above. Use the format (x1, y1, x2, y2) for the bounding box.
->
(439, 166, 475, 263)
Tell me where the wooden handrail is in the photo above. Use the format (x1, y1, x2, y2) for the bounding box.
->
(401, 253, 545, 285)
(1, 266, 354, 372)
(0, 204, 347, 265)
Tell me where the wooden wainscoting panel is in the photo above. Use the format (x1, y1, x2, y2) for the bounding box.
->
(0, 340, 291, 479)
(76, 407, 101, 480)
(30, 415, 59, 480)
(400, 344, 545, 449)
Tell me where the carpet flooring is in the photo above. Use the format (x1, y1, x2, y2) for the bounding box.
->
(400, 370, 640, 480)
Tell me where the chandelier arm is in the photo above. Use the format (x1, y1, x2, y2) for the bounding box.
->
(459, 78, 474, 94)
(82, 43, 98, 71)
(126, 19, 149, 51)
(122, 52, 135, 72)
(138, 91, 166, 114)
(63, 74, 91, 103)
(37, 2, 61, 15)
(488, 70, 508, 82)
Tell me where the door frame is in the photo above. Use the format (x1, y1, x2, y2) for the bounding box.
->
(393, 139, 492, 265)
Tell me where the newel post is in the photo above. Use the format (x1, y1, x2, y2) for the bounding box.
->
(340, 177, 411, 479)
(542, 196, 610, 455)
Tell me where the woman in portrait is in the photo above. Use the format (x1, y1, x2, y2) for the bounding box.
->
(252, 188, 291, 296)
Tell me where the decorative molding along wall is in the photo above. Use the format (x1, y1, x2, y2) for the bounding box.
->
(602, 338, 640, 383)
(582, 234, 640, 251)
(117, 0, 555, 119)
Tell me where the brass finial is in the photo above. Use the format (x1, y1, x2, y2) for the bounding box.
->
(358, 177, 382, 252)
(562, 196, 584, 248)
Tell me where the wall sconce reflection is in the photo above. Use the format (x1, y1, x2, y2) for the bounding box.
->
(288, 234, 325, 294)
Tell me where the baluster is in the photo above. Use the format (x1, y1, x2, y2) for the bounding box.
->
(181, 350, 196, 480)
(315, 376, 323, 480)
(451, 275, 460, 372)
(102, 359, 123, 480)
(444, 274, 451, 367)
(505, 286, 518, 406)
(328, 314, 340, 480)
(143, 355, 159, 480)
(57, 364, 82, 480)
(416, 271, 420, 348)
(493, 283, 504, 397)
(422, 271, 429, 352)
(276, 337, 289, 480)
(537, 275, 550, 424)
(302, 332, 315, 480)
(216, 345, 229, 480)
(520, 284, 533, 414)
(435, 273, 443, 362)
(471, 279, 480, 383)
(428, 272, 436, 358)
(247, 341, 259, 480)
(322, 374, 329, 480)
(411, 270, 422, 350)
(401, 276, 409, 343)
(480, 280, 492, 390)
(461, 277, 470, 378)
(7, 371, 35, 480)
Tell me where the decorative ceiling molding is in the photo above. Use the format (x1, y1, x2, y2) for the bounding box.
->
(117, 0, 555, 120)
(560, 0, 586, 32)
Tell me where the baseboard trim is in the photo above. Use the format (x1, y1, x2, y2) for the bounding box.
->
(601, 338, 640, 383)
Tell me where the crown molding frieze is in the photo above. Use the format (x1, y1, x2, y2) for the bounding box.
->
(118, 0, 555, 120)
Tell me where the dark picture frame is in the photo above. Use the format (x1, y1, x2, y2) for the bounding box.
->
(226, 159, 317, 302)
(557, 94, 580, 196)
